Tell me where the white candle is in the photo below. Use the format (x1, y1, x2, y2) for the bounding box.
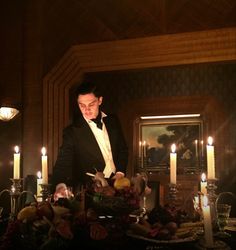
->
(206, 136, 215, 179)
(201, 140, 204, 159)
(139, 141, 142, 157)
(41, 147, 48, 184)
(195, 139, 198, 158)
(200, 172, 207, 195)
(202, 195, 214, 247)
(13, 146, 20, 179)
(143, 141, 146, 157)
(170, 144, 177, 185)
(37, 171, 43, 197)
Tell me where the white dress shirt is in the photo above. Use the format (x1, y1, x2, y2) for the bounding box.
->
(85, 112, 116, 178)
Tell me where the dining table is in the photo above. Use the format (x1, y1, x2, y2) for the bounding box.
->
(0, 216, 235, 250)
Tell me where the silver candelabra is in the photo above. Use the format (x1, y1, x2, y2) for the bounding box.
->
(0, 178, 39, 220)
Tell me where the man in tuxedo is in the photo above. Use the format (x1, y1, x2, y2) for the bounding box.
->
(51, 81, 128, 192)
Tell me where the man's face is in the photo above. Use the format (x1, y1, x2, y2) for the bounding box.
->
(77, 93, 103, 120)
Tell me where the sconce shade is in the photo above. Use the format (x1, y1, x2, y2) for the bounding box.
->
(0, 106, 20, 121)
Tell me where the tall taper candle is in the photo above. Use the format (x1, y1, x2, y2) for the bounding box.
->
(13, 146, 20, 179)
(195, 139, 198, 158)
(206, 136, 215, 179)
(170, 144, 177, 185)
(41, 147, 48, 184)
(143, 140, 146, 157)
(202, 195, 214, 247)
(201, 140, 204, 159)
(139, 141, 142, 157)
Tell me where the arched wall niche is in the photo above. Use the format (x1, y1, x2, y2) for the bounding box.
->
(43, 27, 236, 175)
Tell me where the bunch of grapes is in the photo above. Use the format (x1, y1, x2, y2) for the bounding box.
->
(115, 187, 140, 210)
(147, 205, 175, 226)
(147, 204, 189, 226)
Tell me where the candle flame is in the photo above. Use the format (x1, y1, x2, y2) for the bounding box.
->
(143, 140, 146, 146)
(207, 136, 213, 146)
(203, 195, 208, 207)
(37, 171, 42, 179)
(171, 144, 176, 153)
(41, 147, 46, 156)
(139, 141, 142, 146)
(201, 140, 204, 145)
(195, 139, 198, 145)
(201, 172, 207, 182)
(14, 145, 19, 153)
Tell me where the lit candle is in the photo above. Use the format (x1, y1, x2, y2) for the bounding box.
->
(195, 139, 198, 158)
(202, 195, 214, 247)
(206, 136, 215, 179)
(13, 146, 20, 179)
(200, 172, 207, 195)
(41, 147, 48, 184)
(140, 141, 144, 167)
(143, 141, 146, 157)
(139, 141, 142, 157)
(170, 144, 177, 185)
(37, 171, 42, 197)
(201, 140, 204, 159)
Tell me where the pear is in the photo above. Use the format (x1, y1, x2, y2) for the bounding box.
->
(17, 205, 38, 222)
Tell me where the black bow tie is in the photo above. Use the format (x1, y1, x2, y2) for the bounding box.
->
(91, 113, 103, 129)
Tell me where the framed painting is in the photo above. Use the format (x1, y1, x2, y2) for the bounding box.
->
(137, 115, 204, 174)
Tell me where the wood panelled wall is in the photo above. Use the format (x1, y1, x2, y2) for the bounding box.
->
(42, 28, 236, 181)
(1, 27, 235, 195)
(83, 63, 235, 179)
(0, 1, 23, 191)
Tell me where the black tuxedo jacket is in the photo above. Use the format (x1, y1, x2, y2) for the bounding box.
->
(51, 113, 128, 191)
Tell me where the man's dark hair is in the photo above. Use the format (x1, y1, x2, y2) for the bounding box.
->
(75, 81, 102, 98)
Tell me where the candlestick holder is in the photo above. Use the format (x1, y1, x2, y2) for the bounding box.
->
(206, 178, 218, 229)
(138, 156, 142, 169)
(9, 178, 23, 219)
(168, 183, 179, 208)
(138, 156, 148, 173)
(0, 179, 37, 220)
(40, 183, 51, 202)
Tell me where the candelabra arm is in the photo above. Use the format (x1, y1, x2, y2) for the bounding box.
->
(0, 180, 39, 221)
(215, 191, 236, 207)
(19, 191, 37, 203)
(0, 189, 10, 197)
(40, 184, 51, 202)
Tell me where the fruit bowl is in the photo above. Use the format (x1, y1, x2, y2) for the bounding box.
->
(86, 187, 140, 216)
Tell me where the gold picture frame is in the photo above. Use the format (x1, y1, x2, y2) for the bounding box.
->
(137, 116, 204, 174)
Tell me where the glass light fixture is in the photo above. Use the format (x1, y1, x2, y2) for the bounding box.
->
(0, 106, 20, 121)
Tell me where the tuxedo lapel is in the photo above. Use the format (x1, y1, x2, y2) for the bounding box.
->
(74, 117, 104, 162)
(103, 116, 116, 152)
